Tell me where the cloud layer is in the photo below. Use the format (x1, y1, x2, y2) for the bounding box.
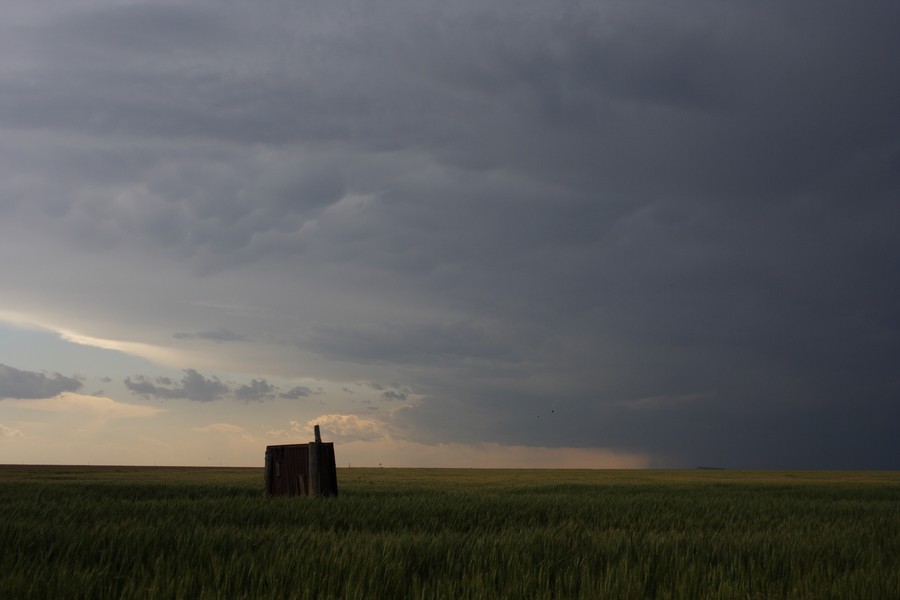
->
(1, 0, 898, 467)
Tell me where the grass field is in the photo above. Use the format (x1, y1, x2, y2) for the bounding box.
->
(1, 466, 898, 599)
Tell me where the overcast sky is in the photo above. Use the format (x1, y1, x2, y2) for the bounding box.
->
(1, 0, 899, 468)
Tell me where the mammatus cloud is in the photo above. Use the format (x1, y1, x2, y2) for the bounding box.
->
(1, 423, 23, 438)
(0, 363, 82, 399)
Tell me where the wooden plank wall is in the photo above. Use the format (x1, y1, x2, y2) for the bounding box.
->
(264, 443, 337, 497)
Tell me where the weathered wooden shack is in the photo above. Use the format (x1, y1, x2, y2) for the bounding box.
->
(264, 426, 338, 497)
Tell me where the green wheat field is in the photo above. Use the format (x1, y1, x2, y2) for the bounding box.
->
(1, 466, 898, 599)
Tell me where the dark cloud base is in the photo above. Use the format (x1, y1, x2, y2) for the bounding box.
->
(0, 364, 82, 400)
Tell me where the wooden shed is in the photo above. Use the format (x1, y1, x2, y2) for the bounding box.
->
(264, 426, 338, 497)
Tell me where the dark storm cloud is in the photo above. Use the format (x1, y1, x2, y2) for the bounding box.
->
(2, 0, 900, 467)
(0, 364, 82, 399)
(45, 4, 228, 55)
(125, 369, 228, 402)
(5, 0, 896, 270)
(305, 321, 517, 365)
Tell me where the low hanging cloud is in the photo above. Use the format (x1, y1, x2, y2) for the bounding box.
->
(0, 363, 83, 399)
(234, 378, 276, 402)
(287, 415, 653, 468)
(125, 369, 229, 402)
(1, 423, 23, 438)
(191, 422, 252, 440)
(338, 440, 653, 469)
(297, 414, 388, 442)
(279, 386, 315, 400)
(125, 369, 315, 403)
